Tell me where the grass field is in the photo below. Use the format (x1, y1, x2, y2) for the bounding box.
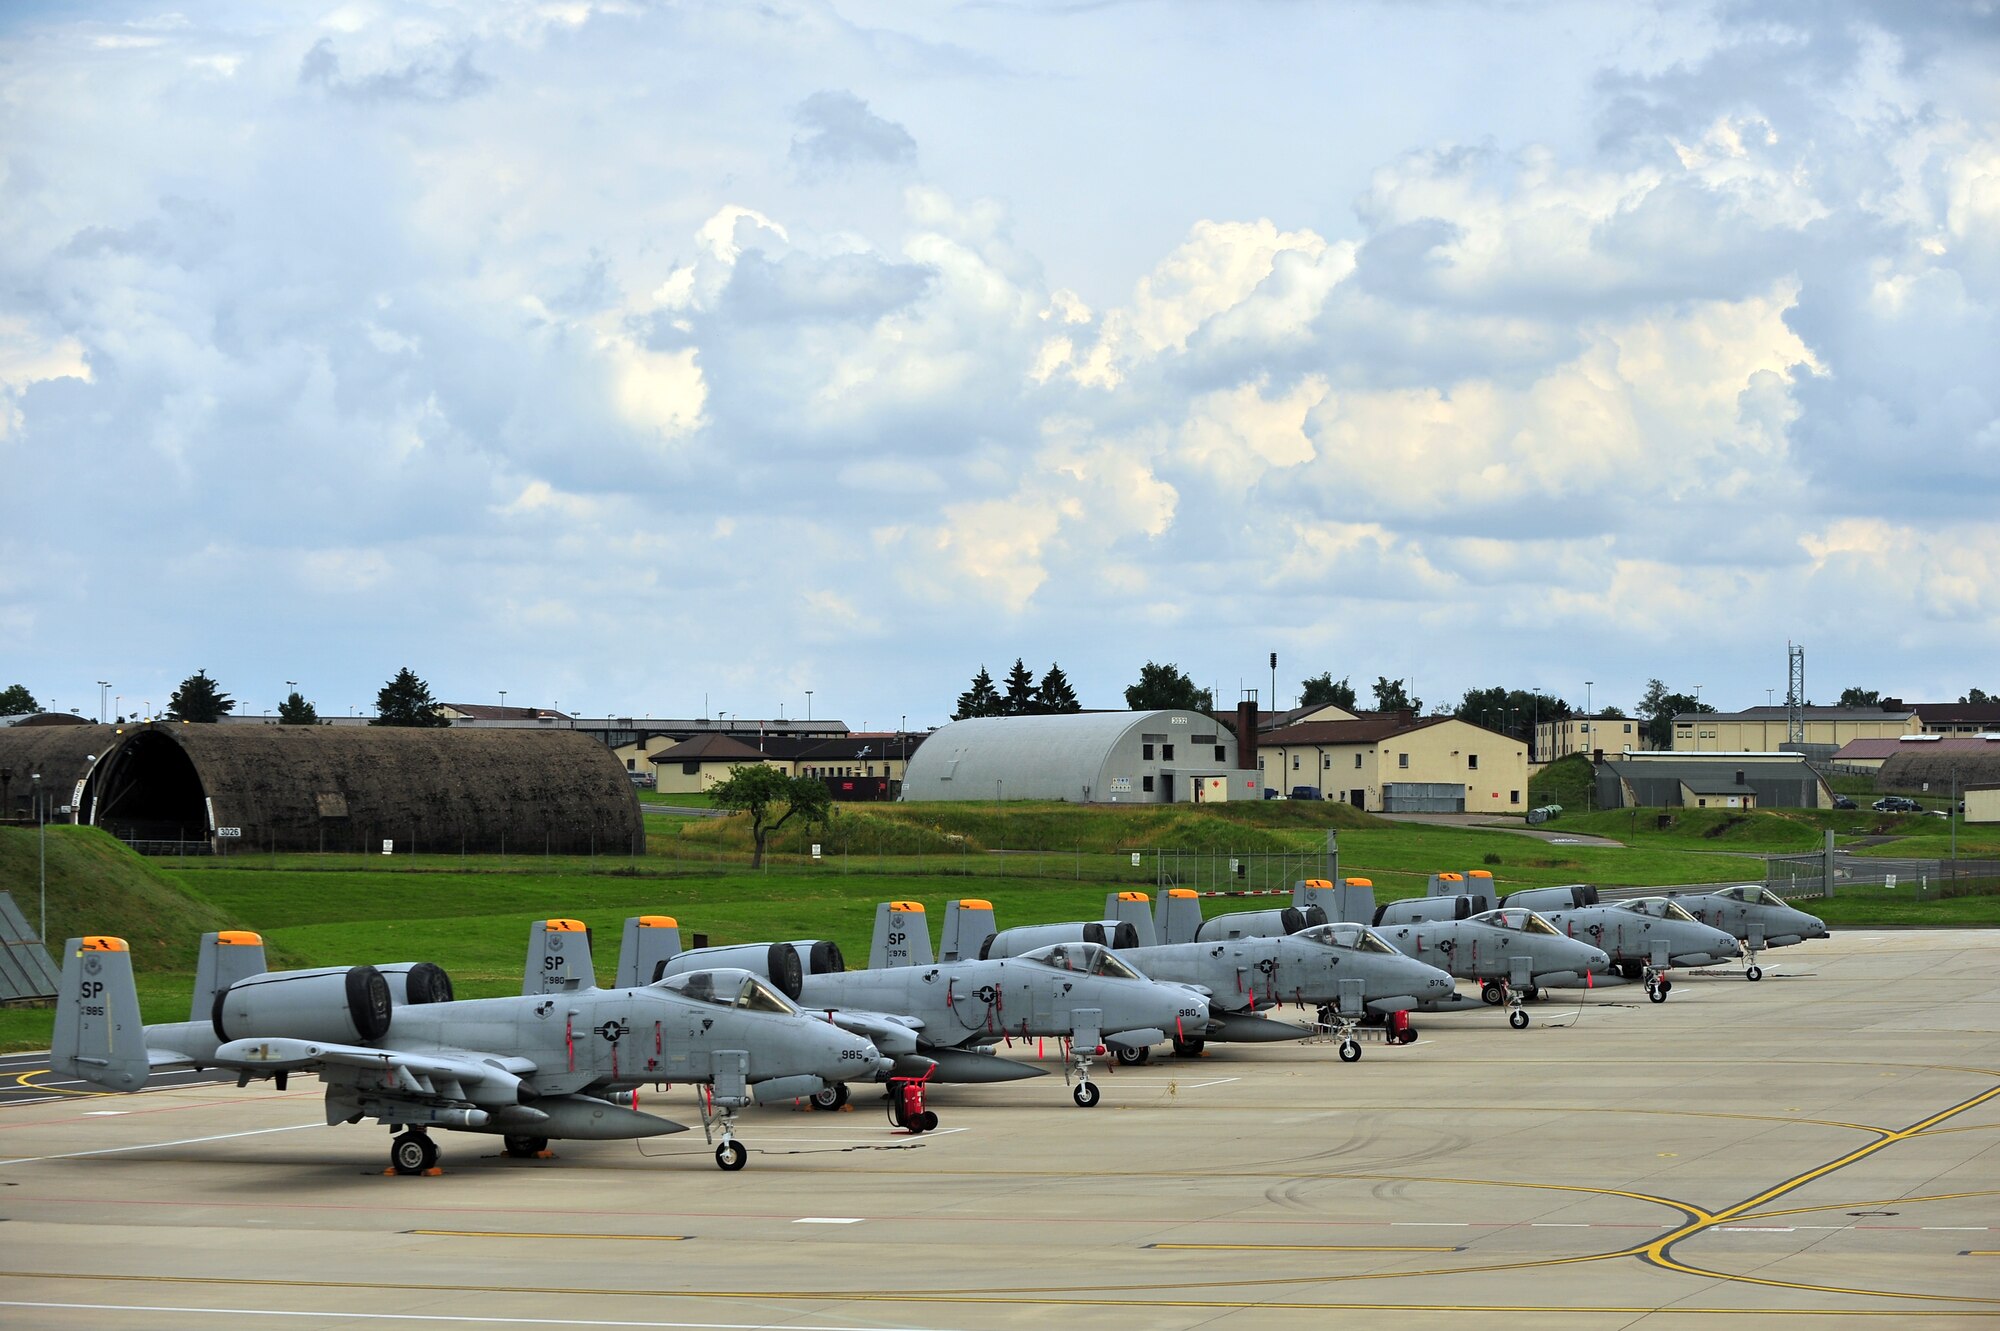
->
(4, 798, 1996, 1053)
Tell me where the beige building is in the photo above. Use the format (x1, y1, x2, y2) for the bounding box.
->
(1536, 714, 1644, 760)
(1964, 784, 2000, 824)
(644, 733, 788, 794)
(1258, 714, 1529, 813)
(1672, 706, 1915, 752)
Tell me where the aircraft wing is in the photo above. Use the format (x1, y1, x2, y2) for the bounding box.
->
(809, 1008, 924, 1056)
(215, 1037, 537, 1096)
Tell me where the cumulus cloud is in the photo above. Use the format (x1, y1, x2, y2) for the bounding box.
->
(790, 90, 918, 175)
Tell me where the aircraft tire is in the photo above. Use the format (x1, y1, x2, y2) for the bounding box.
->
(1114, 1046, 1149, 1066)
(1648, 984, 1667, 1003)
(391, 1132, 432, 1175)
(1171, 1038, 1206, 1058)
(1073, 1081, 1101, 1108)
(810, 1083, 850, 1111)
(716, 1141, 747, 1171)
(503, 1135, 549, 1158)
(1509, 1009, 1530, 1029)
(1481, 981, 1504, 1006)
(1746, 965, 1763, 982)
(1338, 1040, 1362, 1062)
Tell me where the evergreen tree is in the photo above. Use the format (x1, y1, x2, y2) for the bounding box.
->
(1371, 676, 1421, 715)
(1002, 658, 1039, 715)
(372, 667, 449, 727)
(1639, 678, 1712, 749)
(277, 691, 320, 725)
(1038, 663, 1080, 713)
(166, 669, 235, 722)
(953, 666, 1002, 720)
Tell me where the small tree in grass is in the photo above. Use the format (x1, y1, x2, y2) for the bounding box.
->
(709, 764, 832, 869)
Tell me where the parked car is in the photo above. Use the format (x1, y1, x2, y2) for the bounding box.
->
(1289, 786, 1324, 801)
(1872, 796, 1921, 813)
(1831, 794, 1857, 810)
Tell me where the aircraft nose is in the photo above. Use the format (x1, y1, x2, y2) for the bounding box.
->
(1587, 948, 1610, 971)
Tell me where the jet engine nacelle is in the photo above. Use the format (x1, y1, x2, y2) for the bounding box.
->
(1374, 895, 1480, 926)
(376, 961, 455, 1005)
(984, 920, 1138, 958)
(1195, 904, 1326, 941)
(213, 966, 394, 1045)
(1499, 885, 1598, 911)
(656, 943, 807, 998)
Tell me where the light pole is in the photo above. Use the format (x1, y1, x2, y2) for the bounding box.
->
(805, 690, 813, 723)
(499, 690, 507, 710)
(31, 772, 45, 942)
(114, 694, 121, 722)
(97, 680, 110, 722)
(1694, 684, 1704, 750)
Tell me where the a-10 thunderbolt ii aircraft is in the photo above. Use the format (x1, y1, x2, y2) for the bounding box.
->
(1356, 894, 1613, 1028)
(969, 891, 1455, 1063)
(1658, 884, 1830, 980)
(652, 902, 1210, 1108)
(1495, 886, 1742, 1001)
(52, 927, 889, 1173)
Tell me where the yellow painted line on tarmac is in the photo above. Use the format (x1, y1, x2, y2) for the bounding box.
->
(1145, 1243, 1459, 1253)
(406, 1230, 692, 1242)
(8, 1070, 102, 1098)
(1731, 1189, 2000, 1223)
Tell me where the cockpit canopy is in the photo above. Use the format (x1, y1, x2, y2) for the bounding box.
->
(1471, 908, 1560, 936)
(1018, 942, 1146, 981)
(1616, 897, 1701, 924)
(1716, 885, 1790, 908)
(1295, 922, 1401, 955)
(657, 968, 799, 1015)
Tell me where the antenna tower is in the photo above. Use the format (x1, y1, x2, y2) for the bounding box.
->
(1786, 642, 1805, 745)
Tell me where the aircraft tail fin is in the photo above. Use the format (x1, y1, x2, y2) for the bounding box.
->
(1156, 888, 1203, 945)
(523, 918, 596, 995)
(616, 915, 683, 987)
(869, 902, 933, 969)
(190, 930, 267, 1022)
(938, 899, 997, 962)
(51, 936, 149, 1092)
(1104, 891, 1157, 946)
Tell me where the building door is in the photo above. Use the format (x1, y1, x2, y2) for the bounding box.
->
(1159, 774, 1174, 803)
(1350, 789, 1365, 809)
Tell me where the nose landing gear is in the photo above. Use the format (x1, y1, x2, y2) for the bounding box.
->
(1644, 968, 1674, 1002)
(698, 1092, 748, 1170)
(1314, 1004, 1365, 1062)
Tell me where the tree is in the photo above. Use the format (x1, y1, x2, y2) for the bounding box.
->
(1002, 658, 1039, 715)
(1961, 688, 1993, 705)
(953, 666, 1002, 720)
(0, 684, 40, 717)
(372, 667, 449, 727)
(1838, 687, 1882, 709)
(277, 691, 320, 725)
(1639, 678, 1712, 749)
(1371, 676, 1421, 715)
(1452, 686, 1571, 745)
(166, 670, 235, 722)
(1038, 663, 1080, 713)
(1299, 673, 1356, 710)
(1125, 661, 1213, 714)
(709, 764, 831, 869)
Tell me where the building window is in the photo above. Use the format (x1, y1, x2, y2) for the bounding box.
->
(1143, 743, 1154, 760)
(625, 758, 635, 770)
(1214, 745, 1226, 761)
(1354, 753, 1362, 769)
(1323, 755, 1332, 768)
(682, 761, 700, 776)
(1292, 755, 1301, 770)
(1467, 754, 1479, 771)
(1510, 790, 1520, 804)
(1142, 775, 1155, 793)
(1398, 753, 1409, 769)
(1623, 723, 1633, 733)
(1162, 743, 1174, 760)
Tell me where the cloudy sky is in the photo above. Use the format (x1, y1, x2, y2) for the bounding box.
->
(4, 0, 1997, 729)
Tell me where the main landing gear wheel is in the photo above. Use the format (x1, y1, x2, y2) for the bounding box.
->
(1172, 1037, 1206, 1058)
(715, 1140, 747, 1171)
(1746, 964, 1763, 981)
(1114, 1045, 1150, 1066)
(503, 1135, 549, 1158)
(391, 1131, 438, 1175)
(1480, 981, 1505, 1006)
(810, 1082, 851, 1111)
(1509, 1009, 1531, 1029)
(1338, 1040, 1362, 1062)
(1073, 1081, 1102, 1108)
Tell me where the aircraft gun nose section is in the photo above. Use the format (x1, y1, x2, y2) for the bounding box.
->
(820, 1027, 883, 1082)
(1586, 947, 1611, 972)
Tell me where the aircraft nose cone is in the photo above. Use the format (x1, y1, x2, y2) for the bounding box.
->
(1587, 948, 1610, 971)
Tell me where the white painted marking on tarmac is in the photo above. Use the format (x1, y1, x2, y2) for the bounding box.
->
(1925, 1227, 1990, 1231)
(1720, 1227, 1795, 1232)
(1182, 1078, 1241, 1090)
(0, 1304, 948, 1330)
(794, 1217, 863, 1224)
(0, 1121, 323, 1167)
(1392, 1222, 1469, 1227)
(83, 1110, 129, 1116)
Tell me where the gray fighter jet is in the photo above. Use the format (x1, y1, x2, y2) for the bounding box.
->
(1662, 884, 1829, 980)
(51, 928, 888, 1173)
(1364, 896, 1613, 1028)
(972, 894, 1454, 1063)
(1497, 886, 1741, 1000)
(660, 901, 1210, 1108)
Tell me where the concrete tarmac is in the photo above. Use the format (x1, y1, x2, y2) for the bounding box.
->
(2, 928, 1997, 1328)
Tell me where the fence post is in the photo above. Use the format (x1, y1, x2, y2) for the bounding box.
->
(1823, 829, 1836, 899)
